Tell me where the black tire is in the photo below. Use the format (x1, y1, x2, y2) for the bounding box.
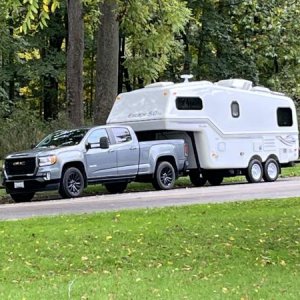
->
(207, 174, 223, 186)
(189, 170, 207, 187)
(152, 161, 176, 190)
(59, 167, 84, 198)
(245, 159, 263, 183)
(105, 182, 127, 194)
(263, 158, 279, 182)
(10, 192, 35, 203)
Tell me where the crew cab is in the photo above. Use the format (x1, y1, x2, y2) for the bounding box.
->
(2, 125, 188, 202)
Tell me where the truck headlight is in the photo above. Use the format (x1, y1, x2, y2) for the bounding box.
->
(38, 155, 57, 166)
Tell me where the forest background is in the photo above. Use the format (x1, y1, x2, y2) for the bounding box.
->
(0, 0, 299, 158)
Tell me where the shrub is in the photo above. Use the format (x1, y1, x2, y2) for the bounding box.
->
(0, 105, 73, 159)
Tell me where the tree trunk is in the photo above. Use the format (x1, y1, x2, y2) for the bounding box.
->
(94, 0, 119, 125)
(41, 10, 65, 121)
(8, 12, 15, 103)
(67, 0, 84, 126)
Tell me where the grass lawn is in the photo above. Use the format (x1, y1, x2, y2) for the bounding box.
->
(1, 198, 300, 299)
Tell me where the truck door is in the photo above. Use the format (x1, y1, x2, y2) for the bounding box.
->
(111, 127, 139, 176)
(85, 128, 118, 178)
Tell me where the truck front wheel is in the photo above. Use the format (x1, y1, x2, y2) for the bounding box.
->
(152, 161, 176, 190)
(10, 192, 35, 203)
(59, 167, 84, 198)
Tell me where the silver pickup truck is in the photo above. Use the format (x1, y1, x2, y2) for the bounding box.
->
(2, 125, 188, 202)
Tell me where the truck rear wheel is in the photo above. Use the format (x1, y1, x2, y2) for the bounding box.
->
(105, 182, 127, 194)
(152, 161, 176, 190)
(189, 170, 207, 187)
(263, 158, 279, 182)
(59, 167, 84, 198)
(10, 192, 35, 203)
(246, 159, 263, 183)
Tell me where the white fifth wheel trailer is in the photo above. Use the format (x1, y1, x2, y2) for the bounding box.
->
(106, 76, 299, 186)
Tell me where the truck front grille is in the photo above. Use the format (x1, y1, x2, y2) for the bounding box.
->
(5, 157, 37, 176)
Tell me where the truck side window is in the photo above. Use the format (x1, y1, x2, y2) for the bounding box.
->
(87, 129, 109, 144)
(231, 101, 240, 118)
(112, 127, 132, 143)
(176, 97, 203, 110)
(277, 107, 293, 126)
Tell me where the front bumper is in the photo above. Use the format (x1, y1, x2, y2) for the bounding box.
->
(3, 177, 60, 194)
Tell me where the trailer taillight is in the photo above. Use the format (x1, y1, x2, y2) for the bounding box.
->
(184, 143, 189, 157)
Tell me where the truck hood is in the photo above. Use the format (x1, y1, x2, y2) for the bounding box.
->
(5, 146, 80, 159)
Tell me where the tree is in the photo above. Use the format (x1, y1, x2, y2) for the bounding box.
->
(93, 0, 191, 124)
(120, 0, 191, 88)
(93, 0, 119, 125)
(66, 0, 84, 126)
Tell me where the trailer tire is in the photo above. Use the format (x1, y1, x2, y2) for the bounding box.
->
(246, 159, 263, 183)
(10, 192, 35, 203)
(152, 161, 176, 190)
(105, 182, 127, 194)
(263, 158, 279, 182)
(189, 170, 207, 187)
(59, 167, 84, 198)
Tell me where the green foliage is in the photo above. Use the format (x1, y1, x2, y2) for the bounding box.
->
(182, 0, 300, 102)
(0, 198, 300, 298)
(120, 0, 191, 85)
(18, 0, 60, 33)
(0, 104, 72, 159)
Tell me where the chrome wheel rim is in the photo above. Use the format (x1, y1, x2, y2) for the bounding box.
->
(267, 162, 278, 180)
(251, 163, 262, 181)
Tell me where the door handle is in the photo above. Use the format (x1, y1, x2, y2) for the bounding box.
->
(130, 146, 138, 150)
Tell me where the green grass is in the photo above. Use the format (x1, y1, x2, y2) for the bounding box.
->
(0, 198, 300, 299)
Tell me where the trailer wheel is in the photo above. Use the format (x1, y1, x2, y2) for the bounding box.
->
(10, 192, 35, 203)
(105, 182, 127, 194)
(207, 174, 223, 186)
(246, 159, 263, 183)
(189, 170, 207, 187)
(263, 158, 279, 182)
(152, 161, 176, 190)
(59, 167, 84, 198)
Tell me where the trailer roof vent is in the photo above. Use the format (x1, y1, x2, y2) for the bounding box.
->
(215, 79, 253, 90)
(180, 74, 194, 83)
(251, 86, 271, 93)
(145, 82, 174, 88)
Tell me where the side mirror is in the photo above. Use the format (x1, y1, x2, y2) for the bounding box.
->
(85, 143, 91, 150)
(100, 136, 109, 149)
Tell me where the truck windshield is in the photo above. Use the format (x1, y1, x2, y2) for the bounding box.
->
(36, 128, 89, 148)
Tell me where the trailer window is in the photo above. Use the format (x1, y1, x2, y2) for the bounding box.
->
(112, 127, 132, 143)
(277, 108, 293, 126)
(231, 101, 240, 118)
(176, 97, 203, 110)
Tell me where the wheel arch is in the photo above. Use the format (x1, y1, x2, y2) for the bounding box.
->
(61, 161, 87, 187)
(155, 155, 178, 174)
(248, 155, 263, 164)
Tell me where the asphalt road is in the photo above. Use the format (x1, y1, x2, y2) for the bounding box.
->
(1, 177, 300, 221)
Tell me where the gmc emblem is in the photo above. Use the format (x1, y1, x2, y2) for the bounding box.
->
(13, 161, 26, 166)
